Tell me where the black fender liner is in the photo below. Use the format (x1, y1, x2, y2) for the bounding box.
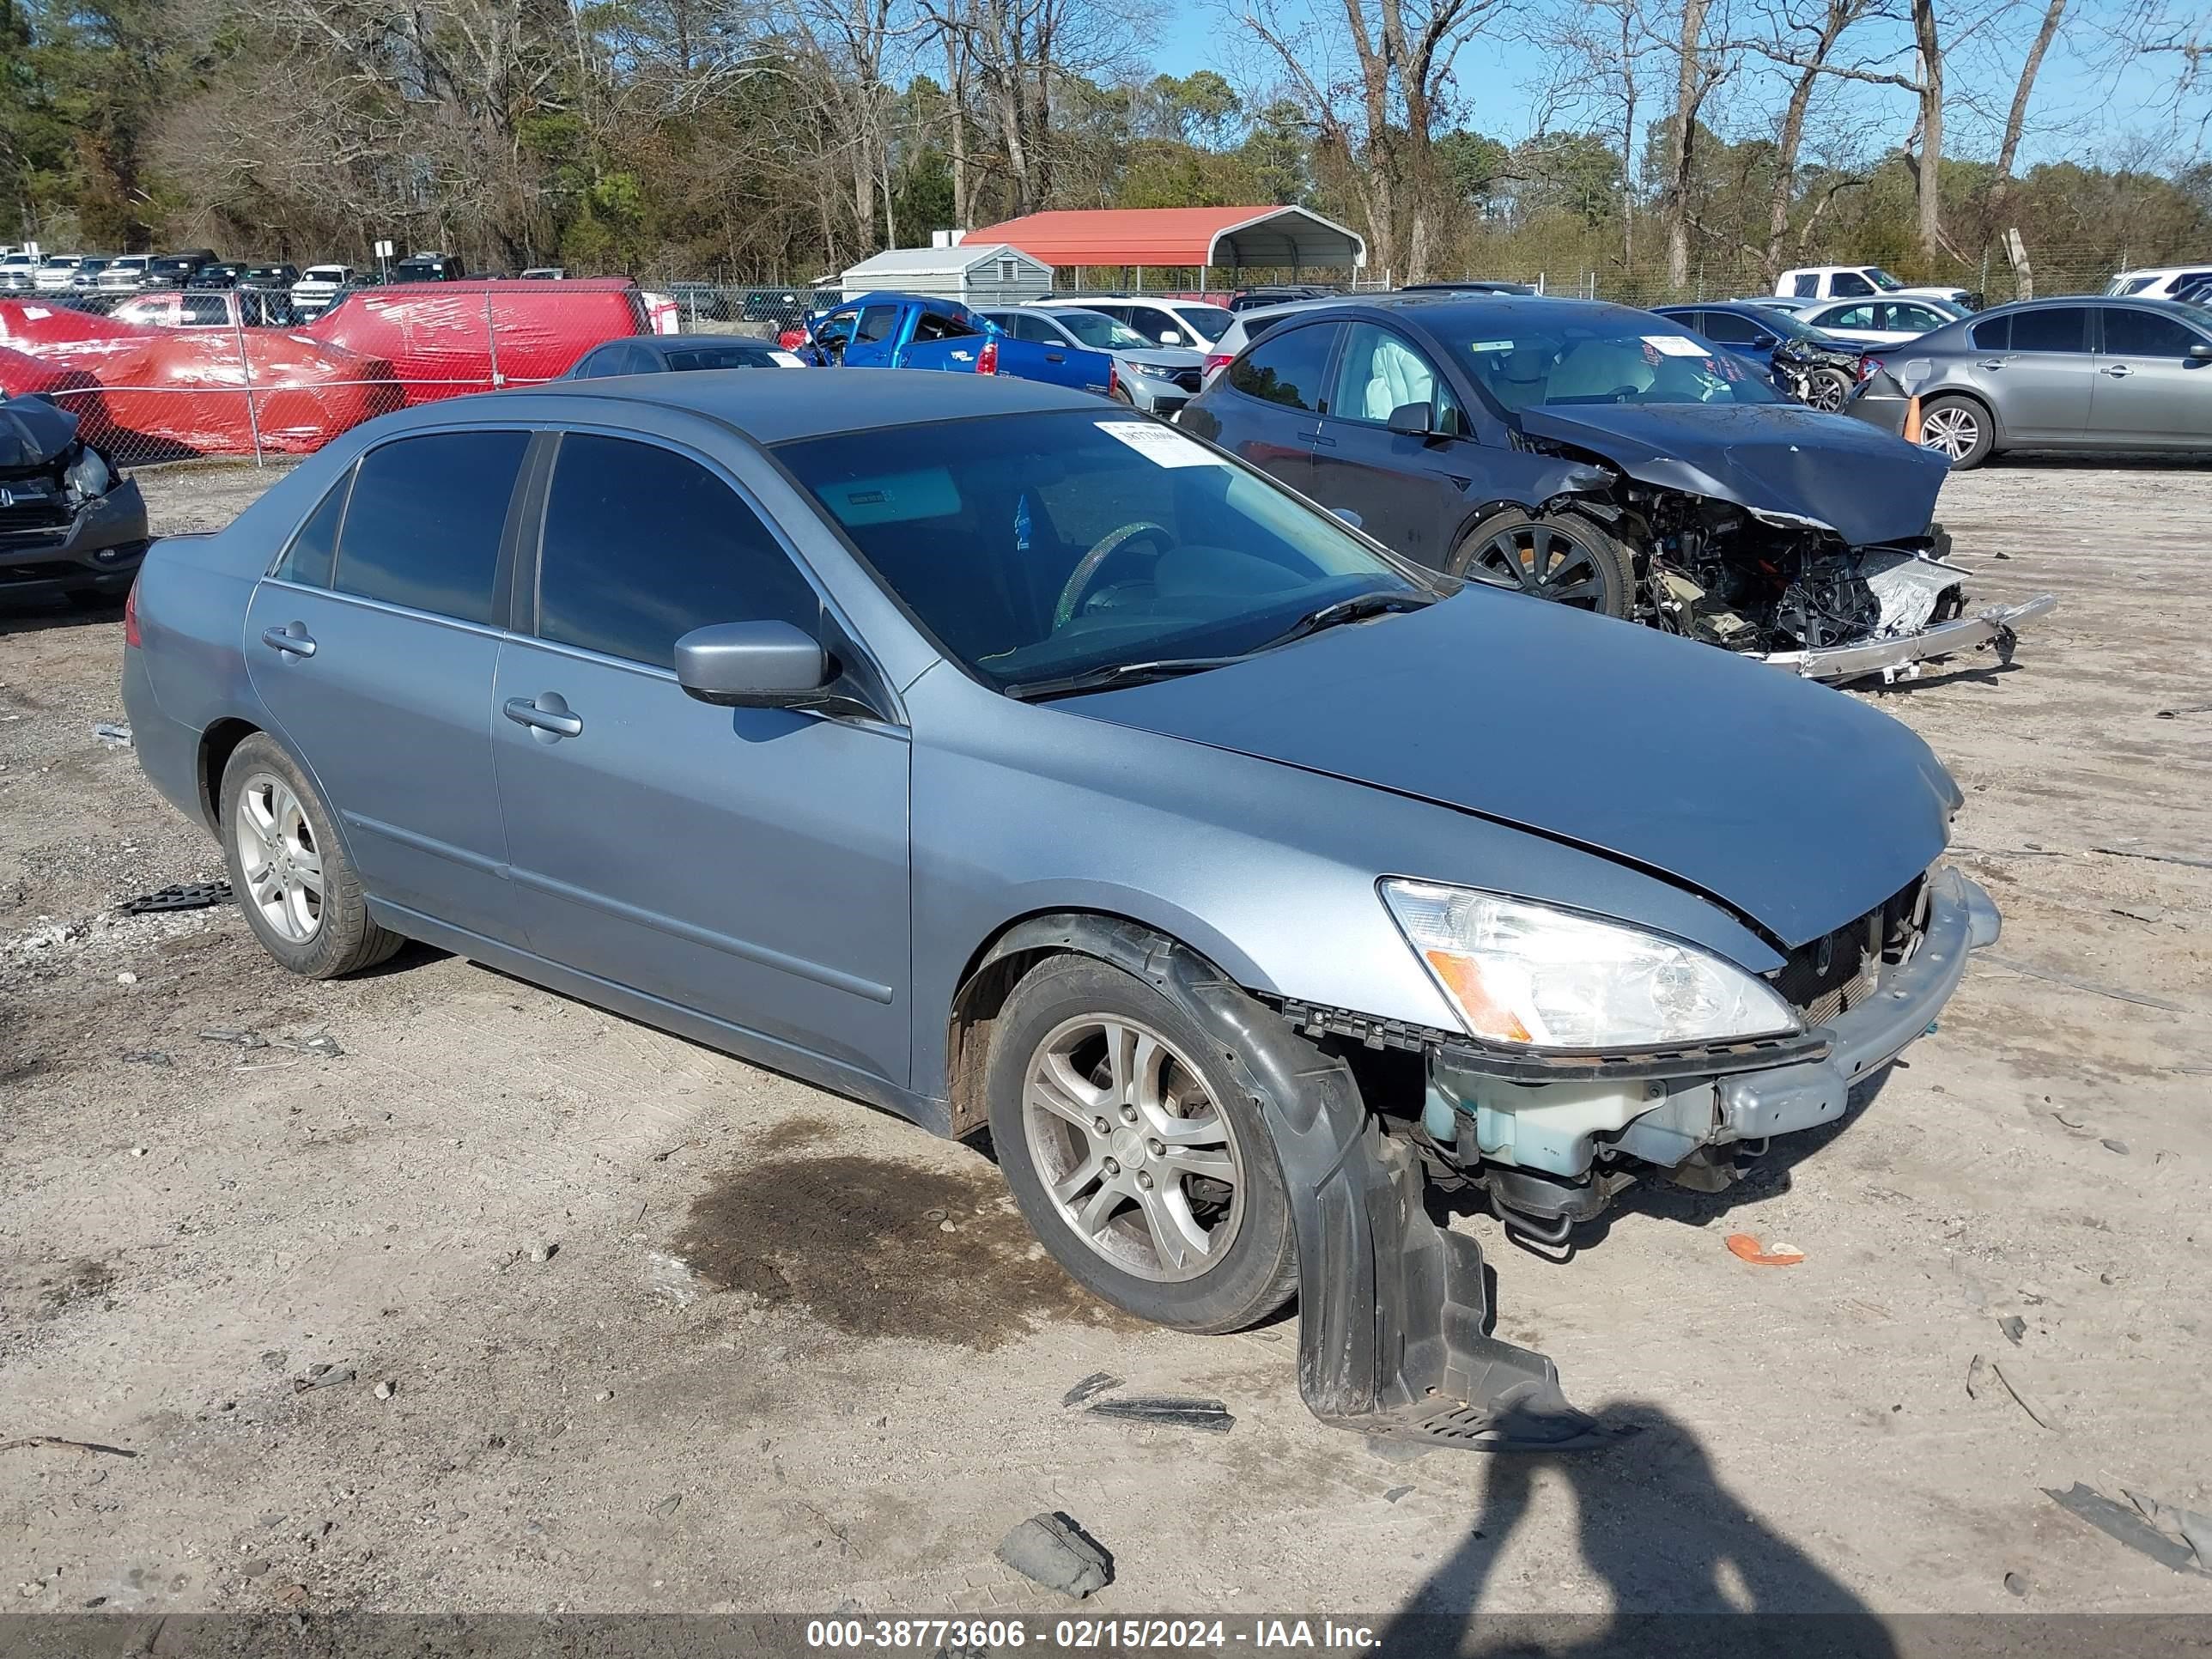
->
(969, 912, 1603, 1450)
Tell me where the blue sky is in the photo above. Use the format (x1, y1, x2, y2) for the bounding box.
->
(1145, 4, 2170, 173)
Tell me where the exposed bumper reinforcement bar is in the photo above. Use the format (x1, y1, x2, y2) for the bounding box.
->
(1759, 592, 2058, 683)
(1718, 866, 1998, 1142)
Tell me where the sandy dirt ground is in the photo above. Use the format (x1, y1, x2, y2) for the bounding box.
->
(1, 454, 2208, 1628)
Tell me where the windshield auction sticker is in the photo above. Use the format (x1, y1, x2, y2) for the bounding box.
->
(1097, 420, 1228, 467)
(1644, 334, 1713, 356)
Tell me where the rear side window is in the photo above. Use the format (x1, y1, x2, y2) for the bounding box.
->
(1230, 323, 1340, 411)
(2101, 307, 2202, 356)
(273, 468, 353, 587)
(1698, 311, 1759, 345)
(2010, 307, 2087, 352)
(1791, 274, 1819, 296)
(1970, 315, 2010, 351)
(333, 431, 528, 624)
(536, 435, 818, 668)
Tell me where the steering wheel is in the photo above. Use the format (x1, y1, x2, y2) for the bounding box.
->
(1054, 521, 1173, 629)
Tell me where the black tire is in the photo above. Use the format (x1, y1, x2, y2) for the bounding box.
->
(1449, 508, 1638, 618)
(219, 732, 404, 978)
(986, 954, 1298, 1334)
(1917, 394, 1995, 470)
(1804, 367, 1852, 413)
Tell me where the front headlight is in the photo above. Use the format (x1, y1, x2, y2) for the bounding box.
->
(1381, 879, 1800, 1050)
(1132, 362, 1182, 379)
(64, 447, 112, 500)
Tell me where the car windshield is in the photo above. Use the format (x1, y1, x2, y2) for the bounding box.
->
(774, 410, 1430, 694)
(305, 268, 345, 282)
(1461, 319, 1781, 410)
(1050, 309, 1153, 350)
(1174, 305, 1234, 343)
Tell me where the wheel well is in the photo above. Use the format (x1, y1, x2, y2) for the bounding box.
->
(197, 718, 260, 827)
(944, 909, 1213, 1139)
(1922, 387, 2000, 446)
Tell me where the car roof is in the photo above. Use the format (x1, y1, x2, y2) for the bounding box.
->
(501, 364, 1096, 442)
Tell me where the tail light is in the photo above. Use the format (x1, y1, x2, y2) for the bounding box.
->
(1204, 352, 1234, 378)
(1858, 356, 1881, 381)
(975, 338, 999, 374)
(123, 579, 142, 647)
(1108, 362, 1120, 398)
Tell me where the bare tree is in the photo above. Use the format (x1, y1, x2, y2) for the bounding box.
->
(1525, 0, 1653, 270)
(1738, 0, 1878, 279)
(1228, 0, 1504, 279)
(1656, 0, 1731, 292)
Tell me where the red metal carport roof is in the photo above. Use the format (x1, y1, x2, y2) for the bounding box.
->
(965, 206, 1367, 270)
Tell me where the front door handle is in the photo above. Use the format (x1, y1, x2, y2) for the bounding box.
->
(504, 696, 583, 738)
(1044, 350, 1065, 362)
(2100, 363, 2132, 378)
(260, 623, 316, 657)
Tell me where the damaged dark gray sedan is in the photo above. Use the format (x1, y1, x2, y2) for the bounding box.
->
(1, 392, 149, 607)
(125, 373, 1999, 1450)
(1180, 293, 2054, 683)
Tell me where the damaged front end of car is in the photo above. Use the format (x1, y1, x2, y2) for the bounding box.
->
(1514, 404, 2057, 684)
(0, 392, 151, 601)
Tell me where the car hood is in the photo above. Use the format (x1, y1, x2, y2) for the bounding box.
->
(1120, 347, 1207, 370)
(0, 395, 79, 471)
(1515, 401, 1948, 547)
(1066, 591, 1955, 950)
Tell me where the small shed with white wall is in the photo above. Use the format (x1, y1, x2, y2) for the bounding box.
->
(837, 241, 1051, 306)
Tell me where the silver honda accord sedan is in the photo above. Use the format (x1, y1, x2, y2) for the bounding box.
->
(122, 371, 2000, 1450)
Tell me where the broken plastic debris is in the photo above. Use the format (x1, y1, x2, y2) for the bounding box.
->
(2124, 1491, 2212, 1572)
(1997, 1316, 2027, 1346)
(2045, 1484, 2209, 1577)
(93, 722, 132, 747)
(1990, 1360, 2057, 1431)
(994, 1512, 1111, 1600)
(122, 882, 231, 915)
(1725, 1233, 1805, 1267)
(1060, 1371, 1122, 1407)
(198, 1029, 268, 1049)
(1084, 1395, 1233, 1432)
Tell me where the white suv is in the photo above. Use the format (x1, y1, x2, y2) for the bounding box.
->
(31, 253, 87, 293)
(1034, 295, 1235, 350)
(97, 255, 152, 292)
(2105, 264, 2212, 300)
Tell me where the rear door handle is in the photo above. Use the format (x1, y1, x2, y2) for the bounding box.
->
(504, 696, 583, 738)
(1044, 350, 1064, 362)
(2100, 364, 2132, 378)
(260, 623, 315, 657)
(1977, 359, 2006, 370)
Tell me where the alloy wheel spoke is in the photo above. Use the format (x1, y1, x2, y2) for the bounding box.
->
(1071, 1174, 1133, 1236)
(1030, 1052, 1105, 1127)
(1160, 1145, 1237, 1183)
(1051, 1151, 1109, 1206)
(1135, 1184, 1211, 1273)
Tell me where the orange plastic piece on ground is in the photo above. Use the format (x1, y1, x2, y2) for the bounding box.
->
(1726, 1233, 1806, 1267)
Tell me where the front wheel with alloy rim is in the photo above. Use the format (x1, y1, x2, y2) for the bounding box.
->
(1449, 508, 1638, 618)
(1803, 367, 1851, 412)
(987, 954, 1297, 1333)
(1917, 395, 1994, 469)
(219, 732, 404, 978)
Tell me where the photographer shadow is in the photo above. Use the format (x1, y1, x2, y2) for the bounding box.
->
(1380, 1402, 1899, 1659)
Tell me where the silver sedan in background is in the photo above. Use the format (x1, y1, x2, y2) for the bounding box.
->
(977, 305, 1207, 416)
(1849, 295, 2212, 467)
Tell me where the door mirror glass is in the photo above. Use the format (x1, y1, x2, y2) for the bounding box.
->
(675, 622, 831, 707)
(2191, 343, 2212, 362)
(1386, 401, 1434, 436)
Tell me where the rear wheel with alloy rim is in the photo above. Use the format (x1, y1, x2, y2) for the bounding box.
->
(988, 954, 1297, 1332)
(1449, 509, 1638, 618)
(219, 732, 404, 978)
(1804, 367, 1851, 411)
(1918, 395, 1994, 468)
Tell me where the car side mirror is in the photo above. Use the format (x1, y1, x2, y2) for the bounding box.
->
(1750, 332, 1777, 351)
(1387, 402, 1435, 436)
(2190, 343, 2212, 362)
(674, 622, 832, 708)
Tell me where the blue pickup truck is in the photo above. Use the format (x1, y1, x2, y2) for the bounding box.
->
(801, 290, 1120, 398)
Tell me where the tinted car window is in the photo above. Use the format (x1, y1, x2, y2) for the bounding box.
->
(2101, 307, 2203, 356)
(537, 435, 818, 669)
(1970, 315, 2010, 350)
(334, 431, 527, 624)
(855, 305, 898, 343)
(181, 295, 228, 325)
(1462, 319, 1778, 410)
(1172, 305, 1234, 343)
(274, 468, 353, 587)
(1832, 271, 1874, 296)
(1791, 274, 1819, 296)
(911, 309, 977, 343)
(1891, 303, 1948, 331)
(1230, 323, 1340, 410)
(2010, 307, 2088, 352)
(1697, 310, 1759, 345)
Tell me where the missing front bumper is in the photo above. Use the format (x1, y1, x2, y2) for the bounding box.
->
(1759, 592, 2058, 683)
